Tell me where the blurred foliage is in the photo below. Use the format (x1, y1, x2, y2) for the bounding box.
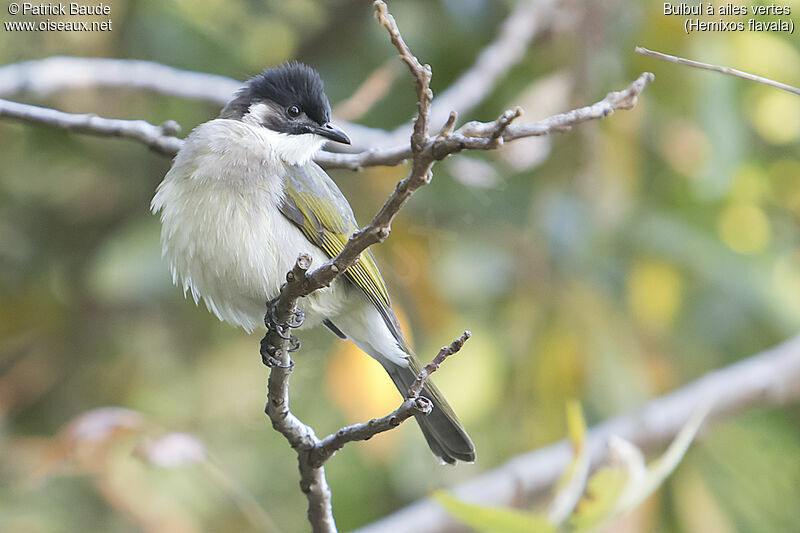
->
(434, 401, 708, 532)
(2, 0, 800, 532)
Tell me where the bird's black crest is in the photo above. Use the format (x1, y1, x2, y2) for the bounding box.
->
(220, 62, 331, 125)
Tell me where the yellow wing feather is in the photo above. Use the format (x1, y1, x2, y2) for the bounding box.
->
(279, 170, 391, 311)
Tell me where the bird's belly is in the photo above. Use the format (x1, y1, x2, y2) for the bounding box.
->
(160, 184, 342, 332)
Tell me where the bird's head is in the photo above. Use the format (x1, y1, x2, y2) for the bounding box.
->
(220, 62, 350, 164)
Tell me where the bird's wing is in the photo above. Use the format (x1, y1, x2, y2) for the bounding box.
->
(279, 162, 408, 348)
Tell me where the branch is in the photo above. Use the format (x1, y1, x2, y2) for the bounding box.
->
(355, 334, 800, 533)
(316, 71, 654, 170)
(0, 97, 183, 156)
(314, 332, 471, 467)
(0, 71, 652, 166)
(636, 46, 800, 96)
(0, 71, 653, 169)
(0, 55, 393, 150)
(408, 331, 471, 398)
(262, 259, 470, 532)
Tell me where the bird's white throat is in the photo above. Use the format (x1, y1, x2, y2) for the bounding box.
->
(242, 102, 327, 166)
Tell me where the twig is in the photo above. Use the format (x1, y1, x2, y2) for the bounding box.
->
(354, 334, 800, 533)
(314, 332, 471, 468)
(0, 97, 183, 156)
(0, 56, 393, 150)
(408, 331, 472, 398)
(317, 72, 654, 170)
(261, 0, 525, 305)
(636, 46, 800, 96)
(314, 397, 433, 468)
(375, 0, 432, 154)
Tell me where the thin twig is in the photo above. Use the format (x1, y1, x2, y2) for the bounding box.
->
(313, 397, 433, 468)
(313, 332, 472, 468)
(0, 56, 390, 150)
(355, 334, 800, 533)
(636, 46, 800, 96)
(374, 0, 432, 154)
(317, 72, 654, 170)
(408, 331, 471, 398)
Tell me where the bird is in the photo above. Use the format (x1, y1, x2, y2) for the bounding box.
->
(151, 62, 475, 464)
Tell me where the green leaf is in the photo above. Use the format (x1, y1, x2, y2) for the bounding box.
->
(433, 491, 556, 533)
(569, 467, 629, 531)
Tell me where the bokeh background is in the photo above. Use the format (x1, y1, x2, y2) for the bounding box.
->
(2, 0, 800, 531)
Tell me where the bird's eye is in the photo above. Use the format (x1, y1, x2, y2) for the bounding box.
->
(287, 105, 301, 118)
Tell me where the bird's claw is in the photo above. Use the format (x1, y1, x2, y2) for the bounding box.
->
(263, 300, 304, 337)
(261, 299, 302, 364)
(260, 335, 294, 368)
(288, 335, 301, 352)
(287, 308, 305, 329)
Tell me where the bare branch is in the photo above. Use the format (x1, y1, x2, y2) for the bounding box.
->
(375, 0, 432, 152)
(316, 72, 654, 170)
(408, 331, 471, 398)
(355, 334, 800, 533)
(0, 56, 392, 150)
(636, 46, 800, 96)
(1, 69, 652, 168)
(314, 330, 471, 466)
(0, 97, 183, 156)
(314, 397, 432, 468)
(262, 0, 446, 306)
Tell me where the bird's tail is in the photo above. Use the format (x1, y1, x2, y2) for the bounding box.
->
(381, 355, 476, 464)
(329, 300, 475, 464)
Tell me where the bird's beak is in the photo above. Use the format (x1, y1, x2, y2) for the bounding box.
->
(315, 122, 351, 145)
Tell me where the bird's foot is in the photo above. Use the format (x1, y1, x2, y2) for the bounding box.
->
(260, 335, 294, 368)
(263, 301, 305, 338)
(288, 335, 301, 352)
(261, 299, 305, 366)
(287, 308, 305, 329)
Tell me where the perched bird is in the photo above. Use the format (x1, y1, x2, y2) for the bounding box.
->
(151, 62, 475, 464)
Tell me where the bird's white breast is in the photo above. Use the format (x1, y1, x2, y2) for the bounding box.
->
(151, 119, 342, 332)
